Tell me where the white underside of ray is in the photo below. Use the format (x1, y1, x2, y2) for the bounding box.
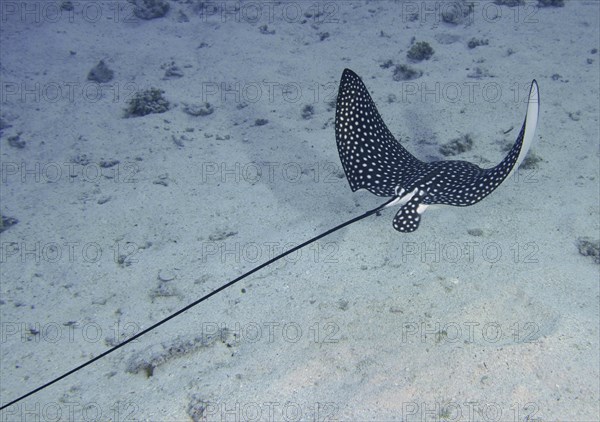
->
(509, 80, 540, 179)
(416, 203, 429, 214)
(385, 187, 415, 208)
(384, 187, 429, 213)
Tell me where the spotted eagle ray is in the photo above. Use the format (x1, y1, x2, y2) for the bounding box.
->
(1, 69, 539, 409)
(336, 68, 539, 232)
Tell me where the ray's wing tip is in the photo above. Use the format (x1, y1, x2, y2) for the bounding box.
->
(341, 68, 359, 81)
(528, 79, 540, 107)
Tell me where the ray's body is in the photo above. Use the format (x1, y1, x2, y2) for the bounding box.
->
(335, 69, 540, 231)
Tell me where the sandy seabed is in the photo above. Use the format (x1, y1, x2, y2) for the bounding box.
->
(1, 1, 599, 420)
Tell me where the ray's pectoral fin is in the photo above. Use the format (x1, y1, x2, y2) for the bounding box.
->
(391, 188, 429, 233)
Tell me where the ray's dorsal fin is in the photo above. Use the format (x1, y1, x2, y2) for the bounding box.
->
(335, 69, 540, 232)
